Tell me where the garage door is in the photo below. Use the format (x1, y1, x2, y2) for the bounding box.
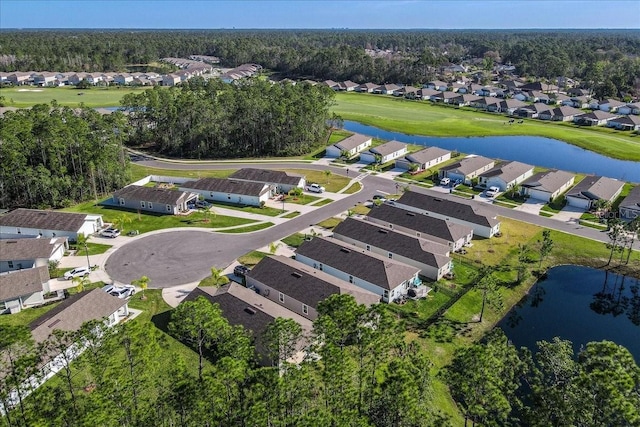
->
(566, 196, 591, 209)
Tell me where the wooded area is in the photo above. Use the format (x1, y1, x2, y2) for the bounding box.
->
(0, 105, 130, 209)
(120, 78, 335, 158)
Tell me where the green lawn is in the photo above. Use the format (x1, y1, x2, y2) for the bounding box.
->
(281, 233, 308, 248)
(327, 129, 353, 145)
(62, 200, 256, 234)
(210, 201, 283, 217)
(342, 182, 362, 194)
(332, 92, 640, 161)
(281, 211, 301, 219)
(312, 198, 333, 207)
(0, 86, 150, 108)
(218, 222, 274, 233)
(316, 217, 342, 230)
(72, 242, 112, 256)
(130, 164, 235, 182)
(237, 250, 271, 267)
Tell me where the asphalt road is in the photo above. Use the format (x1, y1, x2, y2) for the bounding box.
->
(105, 159, 638, 288)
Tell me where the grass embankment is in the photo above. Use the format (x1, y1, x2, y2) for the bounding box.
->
(0, 86, 149, 108)
(332, 92, 640, 162)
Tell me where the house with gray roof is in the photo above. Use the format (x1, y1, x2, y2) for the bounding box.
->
(338, 80, 358, 91)
(229, 168, 305, 194)
(366, 203, 473, 251)
(0, 209, 104, 241)
(395, 146, 452, 171)
(538, 106, 584, 122)
(394, 85, 419, 97)
(325, 133, 372, 158)
(617, 102, 640, 116)
(440, 155, 495, 185)
(295, 236, 421, 303)
(415, 88, 440, 100)
(246, 256, 379, 320)
(392, 191, 501, 238)
(184, 283, 312, 366)
(514, 102, 553, 118)
(359, 140, 408, 164)
(565, 176, 624, 210)
(373, 84, 401, 95)
(478, 161, 535, 192)
(607, 115, 640, 131)
(574, 110, 618, 126)
(180, 178, 272, 207)
(520, 170, 575, 202)
(113, 185, 197, 215)
(332, 218, 452, 280)
(0, 237, 67, 273)
(0, 266, 60, 314)
(356, 82, 378, 93)
(619, 185, 640, 221)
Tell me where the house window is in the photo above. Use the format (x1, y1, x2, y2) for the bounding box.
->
(389, 224, 393, 229)
(349, 275, 354, 283)
(383, 290, 389, 299)
(119, 198, 125, 206)
(166, 205, 172, 212)
(210, 192, 214, 198)
(279, 292, 284, 303)
(7, 261, 13, 269)
(388, 253, 393, 259)
(140, 201, 146, 208)
(148, 202, 153, 209)
(16, 228, 21, 234)
(302, 304, 308, 315)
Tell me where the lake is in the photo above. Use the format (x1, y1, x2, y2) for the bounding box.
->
(342, 121, 640, 183)
(497, 265, 640, 361)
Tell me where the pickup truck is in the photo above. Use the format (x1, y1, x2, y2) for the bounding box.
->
(306, 183, 325, 193)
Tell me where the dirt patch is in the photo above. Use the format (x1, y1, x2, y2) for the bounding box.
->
(17, 89, 44, 92)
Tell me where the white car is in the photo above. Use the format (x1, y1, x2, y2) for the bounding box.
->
(102, 284, 136, 299)
(306, 183, 325, 193)
(440, 177, 451, 186)
(485, 186, 500, 198)
(63, 266, 91, 280)
(100, 228, 121, 238)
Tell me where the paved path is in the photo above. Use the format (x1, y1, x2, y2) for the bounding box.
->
(514, 198, 546, 215)
(552, 205, 586, 223)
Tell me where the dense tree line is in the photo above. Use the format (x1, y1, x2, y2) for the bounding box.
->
(0, 105, 130, 209)
(2, 294, 639, 426)
(120, 78, 335, 158)
(1, 30, 640, 94)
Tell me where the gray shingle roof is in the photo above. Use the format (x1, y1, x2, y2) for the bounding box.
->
(521, 170, 575, 193)
(620, 185, 640, 210)
(0, 266, 49, 301)
(479, 161, 534, 183)
(566, 176, 624, 202)
(29, 288, 127, 343)
(332, 218, 450, 268)
(295, 236, 420, 290)
(578, 111, 618, 121)
(0, 209, 89, 233)
(181, 178, 269, 197)
(333, 133, 372, 151)
(395, 191, 500, 228)
(0, 237, 65, 261)
(405, 147, 451, 164)
(366, 203, 472, 244)
(247, 256, 379, 308)
(229, 168, 303, 186)
(370, 140, 407, 157)
(114, 185, 192, 205)
(608, 115, 640, 125)
(441, 155, 494, 176)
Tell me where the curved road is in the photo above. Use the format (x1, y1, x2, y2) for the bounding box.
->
(105, 158, 638, 288)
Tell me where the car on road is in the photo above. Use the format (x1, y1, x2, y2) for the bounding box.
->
(100, 228, 121, 238)
(484, 186, 500, 198)
(440, 177, 451, 186)
(102, 284, 136, 299)
(372, 194, 387, 202)
(234, 265, 250, 278)
(64, 266, 91, 280)
(306, 183, 325, 193)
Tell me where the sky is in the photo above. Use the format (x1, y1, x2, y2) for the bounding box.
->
(1, 0, 639, 30)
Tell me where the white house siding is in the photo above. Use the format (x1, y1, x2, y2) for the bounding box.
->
(245, 276, 318, 320)
(294, 253, 408, 303)
(114, 197, 179, 215)
(481, 169, 534, 192)
(182, 188, 267, 207)
(381, 148, 408, 163)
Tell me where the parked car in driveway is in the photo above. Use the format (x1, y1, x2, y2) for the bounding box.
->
(484, 186, 500, 198)
(234, 265, 250, 278)
(372, 194, 387, 202)
(440, 177, 451, 186)
(306, 183, 325, 193)
(196, 200, 212, 208)
(64, 266, 91, 280)
(100, 228, 121, 238)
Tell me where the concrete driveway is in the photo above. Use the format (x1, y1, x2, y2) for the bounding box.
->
(514, 198, 546, 215)
(553, 205, 586, 223)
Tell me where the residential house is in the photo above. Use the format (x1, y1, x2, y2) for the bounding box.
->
(617, 102, 640, 116)
(478, 86, 506, 98)
(619, 185, 640, 221)
(337, 81, 358, 91)
(514, 103, 553, 118)
(551, 93, 571, 105)
(395, 146, 452, 171)
(590, 99, 626, 113)
(7, 72, 32, 85)
(359, 141, 408, 164)
(373, 84, 401, 95)
(563, 96, 590, 109)
(323, 80, 339, 90)
(574, 110, 618, 126)
(478, 161, 535, 192)
(449, 94, 482, 106)
(162, 74, 181, 86)
(0, 237, 67, 273)
(607, 115, 640, 131)
(85, 73, 103, 85)
(567, 88, 591, 98)
(520, 170, 576, 202)
(33, 72, 58, 87)
(394, 85, 418, 97)
(246, 256, 379, 320)
(415, 88, 439, 100)
(392, 191, 501, 238)
(332, 218, 452, 280)
(229, 168, 305, 194)
(450, 82, 466, 92)
(424, 80, 449, 91)
(499, 99, 528, 114)
(439, 155, 495, 185)
(519, 82, 559, 93)
(565, 176, 624, 210)
(539, 106, 584, 122)
(356, 82, 378, 93)
(325, 133, 372, 158)
(442, 64, 467, 74)
(468, 84, 484, 95)
(180, 178, 272, 207)
(114, 73, 134, 85)
(113, 185, 197, 215)
(0, 267, 59, 314)
(472, 96, 502, 112)
(184, 283, 312, 366)
(67, 73, 87, 86)
(366, 203, 474, 251)
(295, 236, 421, 303)
(0, 209, 104, 241)
(523, 91, 551, 103)
(432, 91, 461, 104)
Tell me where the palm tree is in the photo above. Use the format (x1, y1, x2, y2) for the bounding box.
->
(269, 241, 282, 255)
(135, 275, 149, 300)
(72, 275, 90, 293)
(324, 169, 332, 184)
(114, 214, 132, 233)
(210, 266, 229, 287)
(76, 233, 91, 270)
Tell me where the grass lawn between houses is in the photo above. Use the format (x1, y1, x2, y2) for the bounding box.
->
(0, 85, 150, 108)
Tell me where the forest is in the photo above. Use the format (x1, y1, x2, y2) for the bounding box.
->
(1, 30, 640, 96)
(1, 294, 638, 427)
(120, 78, 335, 159)
(0, 105, 131, 209)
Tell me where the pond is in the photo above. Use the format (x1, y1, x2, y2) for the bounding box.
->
(497, 265, 640, 360)
(342, 121, 640, 183)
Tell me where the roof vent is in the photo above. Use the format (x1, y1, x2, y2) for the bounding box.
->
(291, 272, 302, 278)
(406, 212, 415, 217)
(244, 307, 256, 315)
(378, 229, 388, 234)
(340, 248, 350, 253)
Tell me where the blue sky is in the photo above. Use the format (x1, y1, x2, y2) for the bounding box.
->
(1, 0, 639, 29)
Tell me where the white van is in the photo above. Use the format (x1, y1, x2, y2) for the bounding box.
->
(440, 177, 451, 186)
